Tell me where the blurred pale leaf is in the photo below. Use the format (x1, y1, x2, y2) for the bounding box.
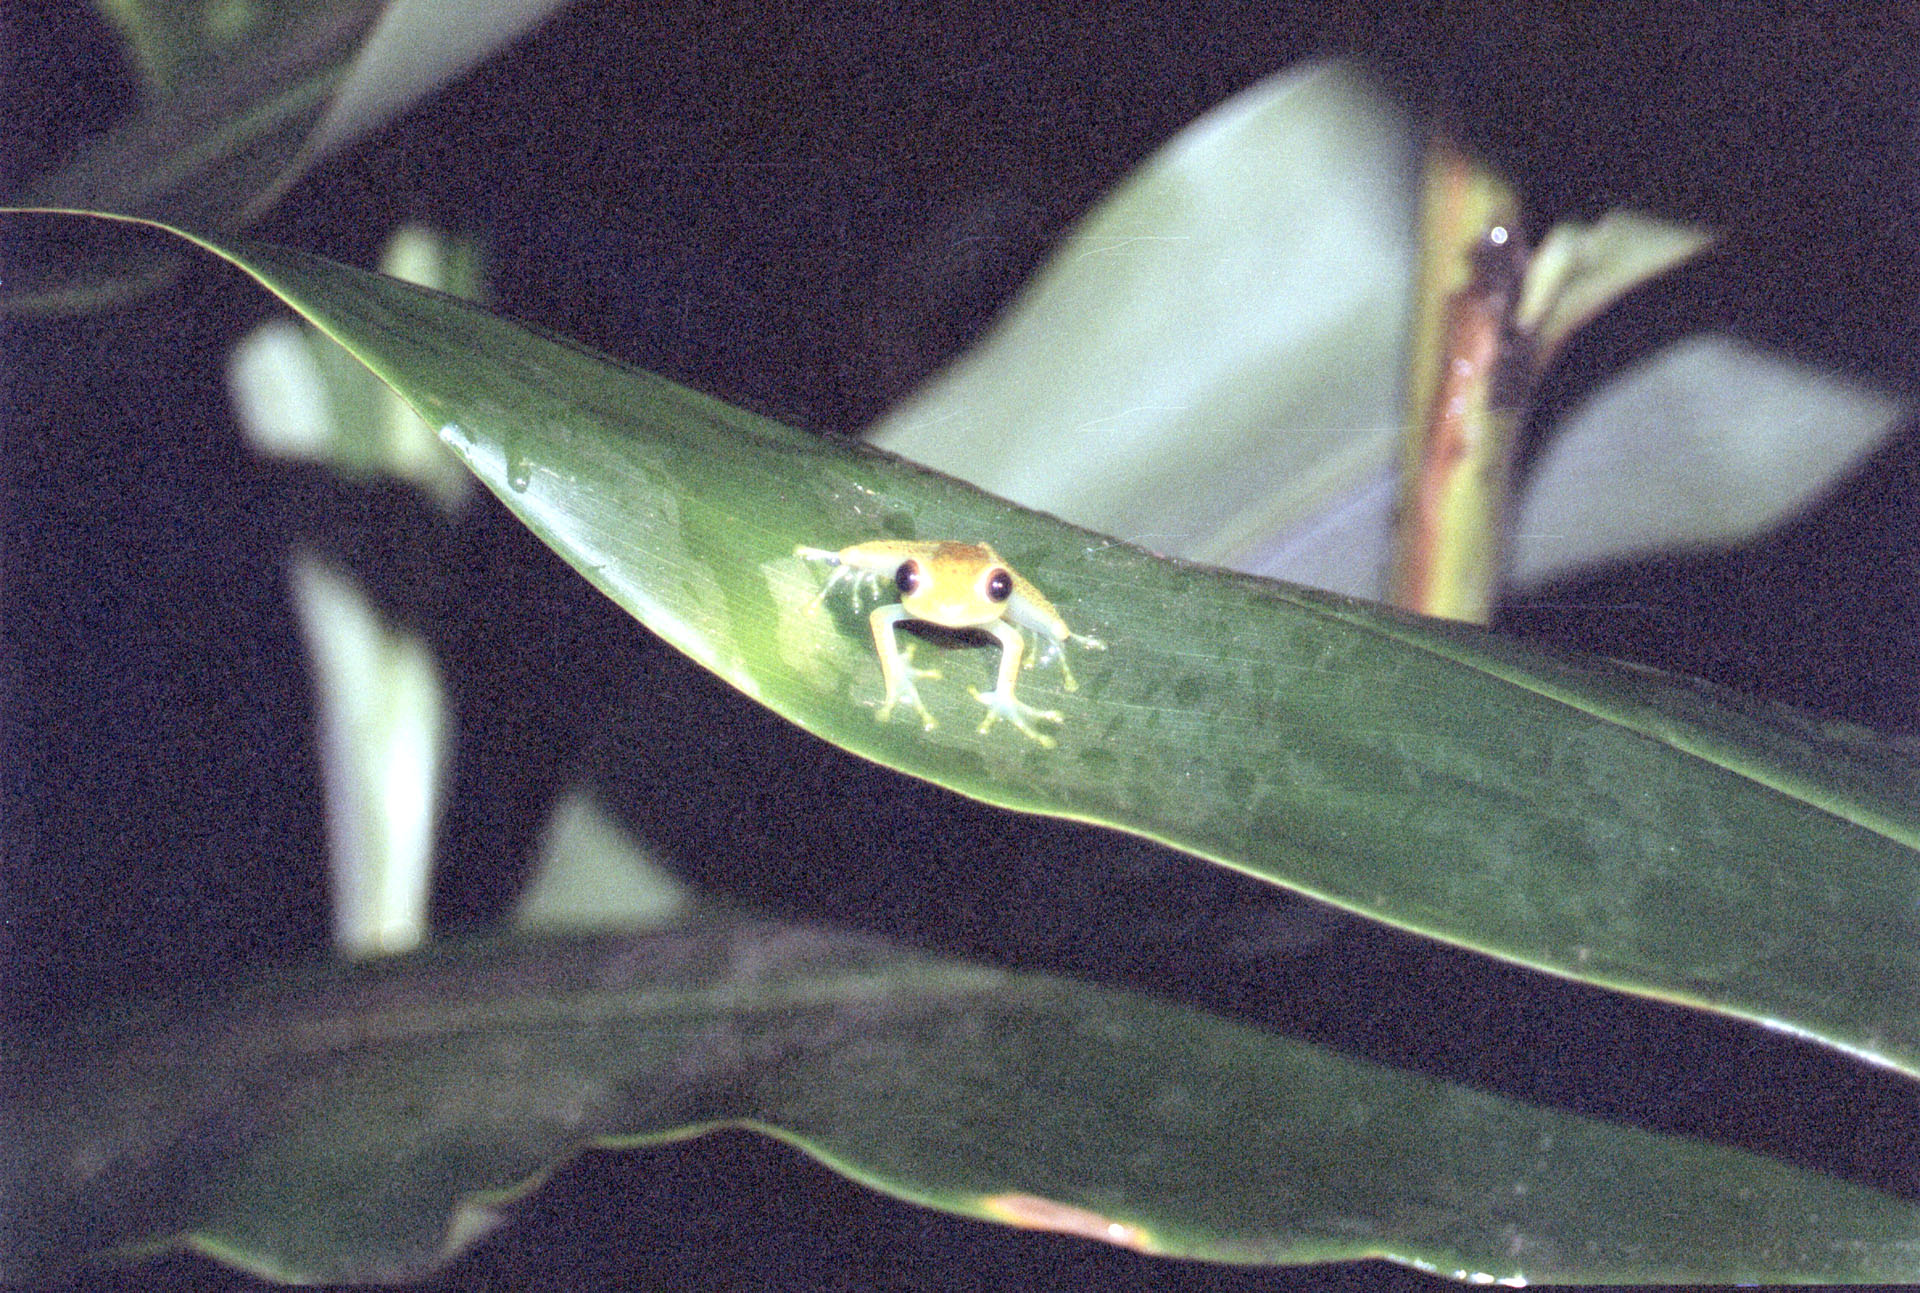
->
(513, 790, 698, 932)
(1514, 211, 1714, 365)
(1511, 335, 1908, 585)
(289, 554, 447, 958)
(868, 62, 1419, 576)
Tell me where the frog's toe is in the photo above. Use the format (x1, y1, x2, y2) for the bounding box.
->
(970, 687, 1062, 746)
(876, 693, 939, 732)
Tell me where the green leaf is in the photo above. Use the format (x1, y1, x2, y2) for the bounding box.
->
(13, 208, 1915, 1083)
(8, 927, 1916, 1285)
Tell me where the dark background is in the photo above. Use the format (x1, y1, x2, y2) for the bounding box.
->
(5, 2, 1917, 1289)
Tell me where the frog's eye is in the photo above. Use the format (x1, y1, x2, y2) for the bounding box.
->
(983, 567, 1014, 603)
(896, 560, 924, 596)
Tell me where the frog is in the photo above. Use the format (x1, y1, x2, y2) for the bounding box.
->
(794, 539, 1104, 746)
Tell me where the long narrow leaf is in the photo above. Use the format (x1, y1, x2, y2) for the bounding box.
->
(14, 209, 1914, 1080)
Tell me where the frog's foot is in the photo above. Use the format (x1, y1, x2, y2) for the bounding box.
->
(876, 686, 939, 732)
(875, 645, 942, 731)
(970, 685, 1063, 746)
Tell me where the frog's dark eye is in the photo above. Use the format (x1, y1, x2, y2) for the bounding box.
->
(984, 568, 1013, 602)
(895, 560, 923, 596)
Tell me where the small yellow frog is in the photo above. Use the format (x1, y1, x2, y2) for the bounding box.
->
(794, 539, 1105, 745)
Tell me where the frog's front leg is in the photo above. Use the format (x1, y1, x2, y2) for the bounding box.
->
(1004, 589, 1106, 691)
(970, 620, 1064, 746)
(868, 604, 942, 730)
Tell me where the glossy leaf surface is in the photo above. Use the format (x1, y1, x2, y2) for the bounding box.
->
(63, 220, 1916, 1079)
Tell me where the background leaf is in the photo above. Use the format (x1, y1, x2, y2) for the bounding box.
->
(868, 64, 1419, 582)
(3, 0, 564, 310)
(9, 924, 1916, 1284)
(1511, 334, 1906, 584)
(287, 553, 446, 958)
